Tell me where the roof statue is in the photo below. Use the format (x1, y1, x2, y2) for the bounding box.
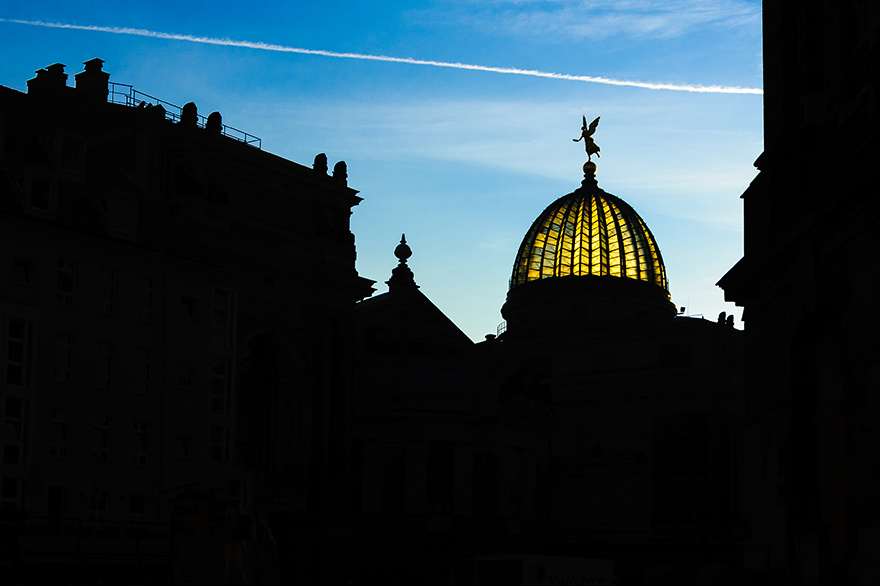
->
(573, 115, 601, 161)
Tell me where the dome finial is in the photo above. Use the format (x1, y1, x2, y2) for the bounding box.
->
(573, 115, 601, 162)
(387, 234, 418, 291)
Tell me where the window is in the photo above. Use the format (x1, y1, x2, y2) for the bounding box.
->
(30, 176, 52, 211)
(130, 493, 146, 522)
(208, 425, 227, 463)
(90, 490, 108, 520)
(50, 409, 69, 458)
(135, 348, 150, 394)
(97, 268, 116, 314)
(3, 397, 28, 465)
(180, 296, 197, 320)
(5, 319, 31, 387)
(47, 486, 67, 518)
(96, 341, 112, 388)
(93, 415, 109, 462)
(1, 478, 23, 509)
(12, 259, 32, 284)
(132, 420, 148, 466)
(212, 289, 234, 350)
(53, 333, 72, 381)
(176, 436, 192, 459)
(96, 195, 136, 235)
(59, 134, 84, 175)
(57, 258, 75, 306)
(137, 277, 153, 322)
(210, 359, 230, 416)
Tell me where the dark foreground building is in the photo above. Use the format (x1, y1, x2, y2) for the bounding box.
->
(718, 1, 880, 585)
(0, 59, 374, 584)
(2, 60, 746, 585)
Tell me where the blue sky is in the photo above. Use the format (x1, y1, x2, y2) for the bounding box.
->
(1, 1, 763, 340)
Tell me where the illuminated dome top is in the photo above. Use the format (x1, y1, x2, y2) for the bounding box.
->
(510, 163, 668, 292)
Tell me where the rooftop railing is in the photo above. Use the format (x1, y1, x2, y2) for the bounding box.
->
(108, 82, 261, 149)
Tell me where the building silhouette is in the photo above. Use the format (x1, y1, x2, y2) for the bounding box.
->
(718, 1, 880, 585)
(1, 60, 747, 585)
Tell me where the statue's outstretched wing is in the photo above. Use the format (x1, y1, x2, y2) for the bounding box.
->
(588, 116, 600, 136)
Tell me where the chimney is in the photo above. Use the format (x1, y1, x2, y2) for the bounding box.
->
(75, 58, 110, 102)
(27, 63, 69, 96)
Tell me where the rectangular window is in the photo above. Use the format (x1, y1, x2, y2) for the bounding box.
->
(90, 490, 108, 520)
(135, 348, 150, 395)
(30, 176, 53, 212)
(212, 289, 234, 350)
(96, 341, 112, 388)
(50, 409, 69, 458)
(53, 332, 72, 382)
(1, 478, 23, 509)
(176, 436, 192, 459)
(132, 420, 148, 466)
(130, 493, 146, 521)
(12, 259, 32, 285)
(111, 197, 134, 234)
(5, 318, 31, 387)
(137, 277, 153, 322)
(180, 296, 197, 320)
(47, 486, 67, 518)
(3, 397, 28, 466)
(98, 267, 116, 314)
(57, 258, 75, 306)
(210, 358, 230, 416)
(93, 415, 110, 462)
(208, 424, 227, 463)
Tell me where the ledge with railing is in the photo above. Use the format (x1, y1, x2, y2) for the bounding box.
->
(107, 82, 261, 148)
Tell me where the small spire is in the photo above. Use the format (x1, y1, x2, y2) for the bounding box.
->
(387, 234, 418, 291)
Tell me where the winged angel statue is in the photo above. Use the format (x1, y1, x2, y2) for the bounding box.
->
(573, 115, 600, 161)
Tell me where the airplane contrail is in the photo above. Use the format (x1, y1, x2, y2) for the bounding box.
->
(2, 19, 763, 95)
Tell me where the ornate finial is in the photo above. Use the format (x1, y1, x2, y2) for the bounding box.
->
(387, 234, 418, 291)
(573, 115, 601, 162)
(394, 234, 412, 263)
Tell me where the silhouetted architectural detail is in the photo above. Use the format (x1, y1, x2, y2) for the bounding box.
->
(386, 234, 418, 291)
(1, 57, 749, 586)
(206, 111, 222, 134)
(313, 152, 328, 174)
(180, 101, 198, 126)
(0, 59, 373, 585)
(718, 2, 880, 584)
(347, 242, 552, 585)
(333, 160, 348, 185)
(573, 115, 601, 161)
(480, 160, 745, 584)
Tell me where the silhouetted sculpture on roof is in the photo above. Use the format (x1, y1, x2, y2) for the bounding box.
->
(313, 153, 328, 174)
(206, 111, 222, 134)
(180, 101, 198, 126)
(386, 234, 418, 291)
(333, 160, 348, 186)
(573, 115, 601, 161)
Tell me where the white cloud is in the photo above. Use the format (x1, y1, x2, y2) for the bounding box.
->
(433, 0, 760, 41)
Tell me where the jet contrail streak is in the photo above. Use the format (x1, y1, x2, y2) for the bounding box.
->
(3, 19, 763, 95)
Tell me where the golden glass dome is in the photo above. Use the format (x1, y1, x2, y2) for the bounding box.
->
(511, 175, 668, 291)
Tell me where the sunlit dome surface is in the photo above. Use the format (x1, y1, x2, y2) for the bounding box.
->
(511, 175, 668, 291)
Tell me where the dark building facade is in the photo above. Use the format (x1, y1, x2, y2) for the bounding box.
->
(718, 1, 880, 585)
(2, 58, 748, 586)
(0, 59, 373, 584)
